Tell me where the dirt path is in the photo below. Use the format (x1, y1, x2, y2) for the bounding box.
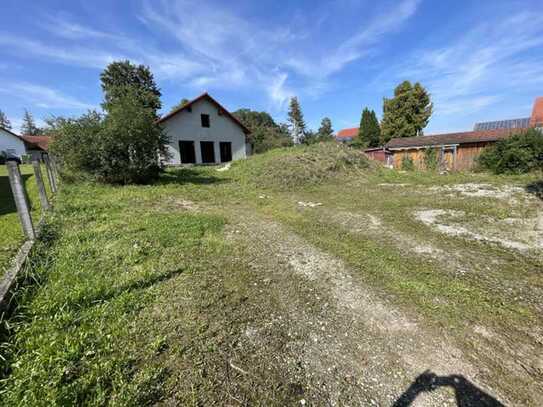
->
(228, 210, 510, 406)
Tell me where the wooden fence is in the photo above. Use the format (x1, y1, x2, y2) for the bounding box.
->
(0, 157, 59, 308)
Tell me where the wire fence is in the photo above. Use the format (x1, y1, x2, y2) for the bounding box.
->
(0, 156, 59, 308)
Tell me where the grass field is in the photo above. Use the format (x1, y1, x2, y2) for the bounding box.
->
(1, 144, 542, 405)
(0, 164, 52, 275)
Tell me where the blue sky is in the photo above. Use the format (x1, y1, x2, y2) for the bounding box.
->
(1, 0, 542, 134)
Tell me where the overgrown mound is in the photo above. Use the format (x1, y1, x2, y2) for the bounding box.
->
(232, 142, 375, 189)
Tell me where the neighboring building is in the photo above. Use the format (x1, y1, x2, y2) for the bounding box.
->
(19, 135, 49, 161)
(335, 127, 357, 143)
(337, 96, 543, 171)
(363, 147, 392, 166)
(158, 93, 251, 165)
(385, 129, 525, 171)
(1, 127, 27, 160)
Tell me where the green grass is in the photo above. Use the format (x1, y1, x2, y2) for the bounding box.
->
(0, 164, 52, 274)
(1, 145, 541, 405)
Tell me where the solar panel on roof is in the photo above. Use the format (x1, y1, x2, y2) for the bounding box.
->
(473, 117, 530, 131)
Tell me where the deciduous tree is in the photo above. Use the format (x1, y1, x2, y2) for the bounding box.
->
(171, 98, 190, 111)
(381, 81, 432, 144)
(316, 117, 334, 142)
(100, 60, 162, 116)
(233, 108, 292, 153)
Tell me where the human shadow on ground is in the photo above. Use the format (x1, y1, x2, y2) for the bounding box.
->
(526, 180, 543, 201)
(0, 173, 33, 216)
(393, 370, 505, 407)
(158, 167, 229, 186)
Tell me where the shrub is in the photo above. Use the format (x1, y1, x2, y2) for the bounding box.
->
(98, 89, 168, 184)
(478, 129, 543, 174)
(423, 147, 438, 170)
(48, 112, 104, 181)
(401, 155, 415, 171)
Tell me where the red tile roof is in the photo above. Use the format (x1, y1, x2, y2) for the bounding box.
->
(20, 135, 50, 151)
(336, 127, 358, 139)
(385, 128, 527, 149)
(157, 92, 250, 134)
(530, 97, 543, 127)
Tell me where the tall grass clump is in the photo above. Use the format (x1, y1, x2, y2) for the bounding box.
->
(231, 142, 375, 190)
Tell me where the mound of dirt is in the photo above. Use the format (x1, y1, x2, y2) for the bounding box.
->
(232, 143, 375, 190)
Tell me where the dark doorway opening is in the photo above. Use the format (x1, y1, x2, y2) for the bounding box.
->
(179, 140, 196, 164)
(219, 142, 232, 162)
(200, 141, 215, 163)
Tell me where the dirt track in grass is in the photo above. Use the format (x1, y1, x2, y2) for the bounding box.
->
(226, 210, 512, 406)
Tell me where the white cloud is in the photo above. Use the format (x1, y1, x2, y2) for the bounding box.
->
(0, 82, 95, 110)
(0, 35, 119, 69)
(1, 0, 420, 110)
(140, 0, 420, 108)
(383, 10, 543, 121)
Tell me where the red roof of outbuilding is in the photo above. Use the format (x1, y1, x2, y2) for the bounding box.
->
(530, 97, 543, 127)
(20, 135, 50, 151)
(157, 92, 250, 134)
(385, 128, 527, 149)
(336, 127, 358, 138)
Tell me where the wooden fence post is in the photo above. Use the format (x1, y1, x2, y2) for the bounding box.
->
(32, 160, 50, 211)
(6, 161, 36, 240)
(43, 155, 57, 194)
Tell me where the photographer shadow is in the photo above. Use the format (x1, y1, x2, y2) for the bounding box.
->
(393, 370, 505, 407)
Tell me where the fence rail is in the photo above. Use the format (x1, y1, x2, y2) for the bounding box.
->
(0, 157, 59, 309)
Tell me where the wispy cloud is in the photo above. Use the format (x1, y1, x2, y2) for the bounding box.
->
(140, 0, 420, 107)
(381, 10, 543, 123)
(0, 82, 95, 110)
(1, 0, 420, 111)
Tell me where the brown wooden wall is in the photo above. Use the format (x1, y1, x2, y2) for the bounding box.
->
(391, 141, 495, 171)
(455, 142, 492, 170)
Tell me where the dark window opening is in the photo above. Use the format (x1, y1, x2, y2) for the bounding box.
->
(219, 142, 232, 162)
(179, 140, 196, 164)
(186, 106, 192, 112)
(200, 141, 215, 163)
(218, 108, 223, 116)
(201, 114, 210, 127)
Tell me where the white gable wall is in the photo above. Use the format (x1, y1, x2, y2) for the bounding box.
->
(0, 128, 26, 159)
(161, 98, 248, 165)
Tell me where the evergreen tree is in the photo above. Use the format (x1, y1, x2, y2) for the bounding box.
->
(100, 60, 162, 116)
(316, 117, 334, 141)
(357, 108, 381, 147)
(287, 96, 306, 144)
(0, 109, 11, 130)
(381, 81, 432, 144)
(171, 98, 190, 111)
(21, 109, 40, 135)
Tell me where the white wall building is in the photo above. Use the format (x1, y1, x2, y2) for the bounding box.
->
(158, 93, 251, 165)
(0, 127, 27, 159)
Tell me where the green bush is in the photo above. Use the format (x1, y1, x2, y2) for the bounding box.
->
(49, 92, 168, 184)
(478, 129, 543, 174)
(423, 147, 438, 170)
(401, 155, 415, 171)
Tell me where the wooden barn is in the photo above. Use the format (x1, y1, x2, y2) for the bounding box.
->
(385, 129, 528, 171)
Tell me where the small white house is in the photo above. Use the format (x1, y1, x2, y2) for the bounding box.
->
(0, 127, 26, 160)
(158, 93, 251, 165)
